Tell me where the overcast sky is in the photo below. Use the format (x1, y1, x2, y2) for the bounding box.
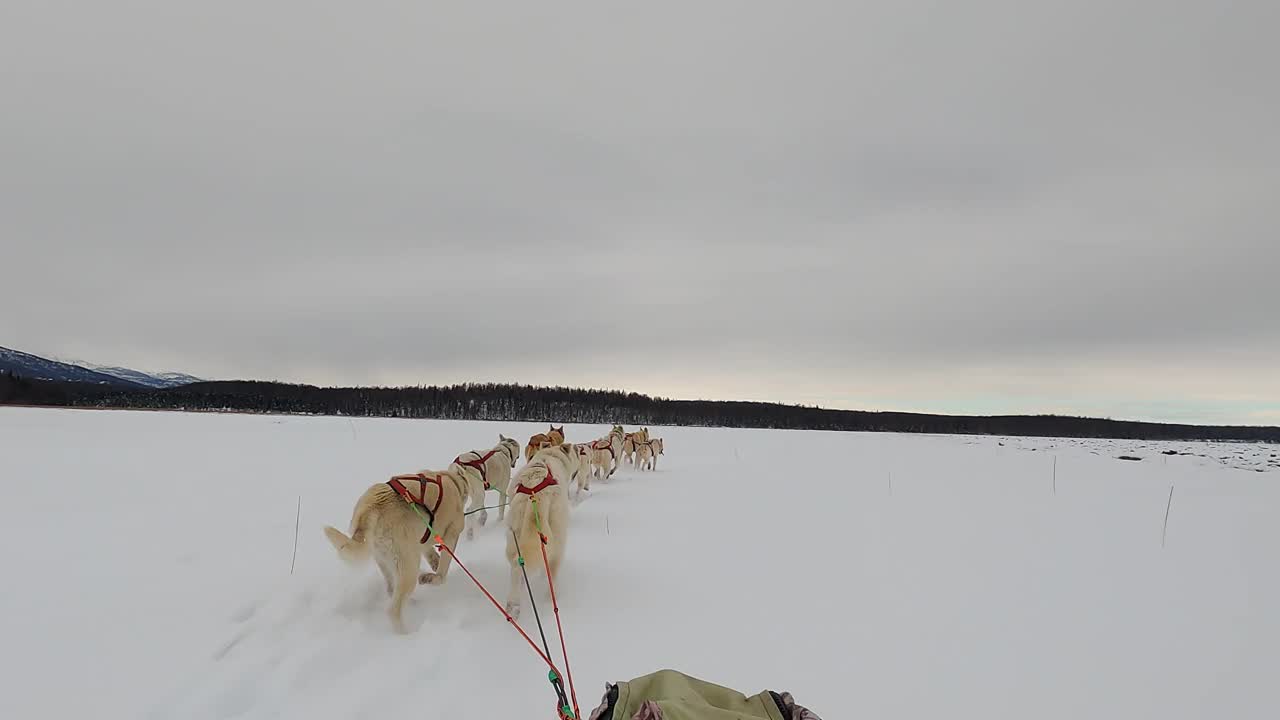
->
(3, 2, 1277, 425)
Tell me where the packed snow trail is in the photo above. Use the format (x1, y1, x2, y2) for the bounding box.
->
(1, 407, 1277, 719)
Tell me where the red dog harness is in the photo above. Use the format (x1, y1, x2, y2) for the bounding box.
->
(455, 449, 500, 490)
(387, 473, 444, 543)
(590, 438, 616, 459)
(515, 466, 558, 496)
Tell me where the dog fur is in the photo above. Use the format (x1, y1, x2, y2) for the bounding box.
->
(588, 427, 625, 481)
(637, 437, 664, 471)
(524, 425, 566, 461)
(571, 442, 594, 499)
(322, 469, 468, 633)
(622, 427, 650, 466)
(504, 443, 580, 619)
(449, 434, 520, 539)
(622, 434, 638, 465)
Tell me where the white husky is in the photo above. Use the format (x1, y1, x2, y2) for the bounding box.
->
(636, 437, 664, 471)
(323, 469, 468, 633)
(571, 442, 595, 499)
(449, 434, 520, 539)
(588, 426, 625, 480)
(504, 444, 581, 619)
(622, 427, 650, 466)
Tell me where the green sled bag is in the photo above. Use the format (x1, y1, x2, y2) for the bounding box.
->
(585, 668, 822, 720)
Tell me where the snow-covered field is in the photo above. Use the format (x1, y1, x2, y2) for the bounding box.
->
(981, 435, 1280, 474)
(1, 407, 1277, 719)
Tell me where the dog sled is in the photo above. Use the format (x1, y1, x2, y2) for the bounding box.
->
(584, 668, 822, 720)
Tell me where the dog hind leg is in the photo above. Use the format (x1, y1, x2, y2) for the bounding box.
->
(387, 543, 419, 634)
(547, 543, 562, 585)
(504, 560, 523, 620)
(464, 480, 484, 541)
(420, 541, 440, 574)
(375, 554, 395, 597)
(420, 521, 461, 585)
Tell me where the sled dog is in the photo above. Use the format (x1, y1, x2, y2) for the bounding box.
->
(323, 469, 468, 633)
(525, 425, 566, 461)
(449, 434, 520, 539)
(571, 442, 595, 498)
(637, 437, 664, 471)
(588, 427, 625, 480)
(504, 443, 579, 619)
(623, 428, 650, 466)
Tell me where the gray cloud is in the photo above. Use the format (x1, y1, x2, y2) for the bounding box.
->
(3, 1, 1277, 423)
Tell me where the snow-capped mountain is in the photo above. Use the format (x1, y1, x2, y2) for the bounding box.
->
(82, 365, 204, 389)
(0, 346, 203, 388)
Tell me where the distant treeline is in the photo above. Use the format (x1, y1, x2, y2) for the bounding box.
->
(2, 370, 1277, 442)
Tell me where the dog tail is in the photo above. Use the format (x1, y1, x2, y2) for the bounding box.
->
(324, 500, 375, 565)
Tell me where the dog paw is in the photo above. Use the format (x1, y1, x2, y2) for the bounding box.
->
(418, 572, 444, 585)
(427, 553, 440, 571)
(505, 602, 521, 620)
(478, 511, 488, 527)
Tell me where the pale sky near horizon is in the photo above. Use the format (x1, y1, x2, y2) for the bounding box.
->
(3, 2, 1278, 426)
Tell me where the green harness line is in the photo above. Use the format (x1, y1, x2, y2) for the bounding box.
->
(406, 502, 437, 537)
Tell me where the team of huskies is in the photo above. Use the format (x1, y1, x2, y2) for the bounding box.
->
(323, 424, 665, 633)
